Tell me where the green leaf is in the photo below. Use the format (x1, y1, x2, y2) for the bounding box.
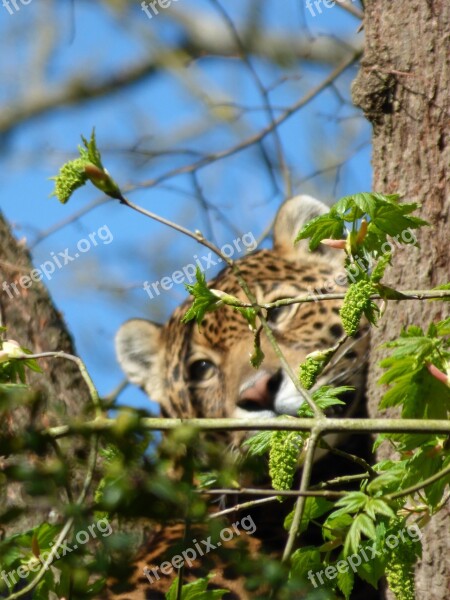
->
(297, 385, 351, 418)
(182, 269, 222, 327)
(355, 541, 387, 588)
(337, 566, 354, 599)
(295, 213, 344, 251)
(166, 575, 228, 600)
(289, 547, 322, 579)
(299, 193, 429, 258)
(378, 321, 450, 419)
(366, 463, 407, 495)
(365, 499, 395, 520)
(343, 513, 376, 556)
(80, 128, 104, 168)
(284, 497, 334, 533)
(354, 513, 377, 541)
(332, 492, 368, 516)
(243, 430, 273, 456)
(322, 513, 354, 543)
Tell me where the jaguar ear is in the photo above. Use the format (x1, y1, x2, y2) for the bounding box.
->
(115, 319, 164, 400)
(273, 194, 337, 261)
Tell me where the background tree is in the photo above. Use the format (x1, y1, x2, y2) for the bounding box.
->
(353, 2, 450, 597)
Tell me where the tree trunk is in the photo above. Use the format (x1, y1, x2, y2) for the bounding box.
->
(0, 213, 92, 533)
(352, 2, 450, 598)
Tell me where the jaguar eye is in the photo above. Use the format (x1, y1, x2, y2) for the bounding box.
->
(188, 359, 216, 382)
(267, 304, 291, 325)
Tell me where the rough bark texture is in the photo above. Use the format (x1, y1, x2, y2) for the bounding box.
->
(0, 213, 92, 533)
(352, 2, 450, 598)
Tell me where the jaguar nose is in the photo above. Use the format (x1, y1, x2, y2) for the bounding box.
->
(237, 370, 283, 412)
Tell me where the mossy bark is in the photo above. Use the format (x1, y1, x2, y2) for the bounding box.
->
(0, 213, 92, 533)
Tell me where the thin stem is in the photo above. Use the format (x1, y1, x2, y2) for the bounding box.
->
(198, 488, 346, 499)
(211, 289, 450, 309)
(18, 351, 102, 416)
(210, 0, 291, 196)
(136, 51, 362, 192)
(324, 443, 378, 477)
(336, 0, 364, 19)
(385, 461, 450, 501)
(310, 472, 370, 489)
(209, 497, 277, 519)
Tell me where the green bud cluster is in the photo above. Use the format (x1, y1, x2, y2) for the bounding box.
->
(385, 542, 417, 600)
(269, 430, 304, 493)
(340, 280, 378, 336)
(50, 129, 122, 203)
(50, 158, 88, 204)
(298, 350, 332, 389)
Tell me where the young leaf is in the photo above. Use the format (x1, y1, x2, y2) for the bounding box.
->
(50, 129, 122, 203)
(166, 575, 228, 600)
(337, 567, 354, 600)
(243, 430, 273, 456)
(295, 213, 345, 251)
(297, 386, 351, 417)
(182, 269, 223, 328)
(289, 546, 322, 579)
(284, 496, 333, 534)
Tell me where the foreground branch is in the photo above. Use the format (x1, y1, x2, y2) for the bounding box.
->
(45, 416, 450, 438)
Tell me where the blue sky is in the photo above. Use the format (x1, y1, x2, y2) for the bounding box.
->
(0, 0, 370, 413)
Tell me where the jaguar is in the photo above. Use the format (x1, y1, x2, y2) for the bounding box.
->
(108, 195, 369, 599)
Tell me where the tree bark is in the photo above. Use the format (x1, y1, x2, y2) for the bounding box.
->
(0, 213, 92, 533)
(352, 2, 450, 598)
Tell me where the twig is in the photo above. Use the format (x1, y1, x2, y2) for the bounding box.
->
(335, 0, 364, 20)
(385, 461, 450, 502)
(198, 487, 346, 498)
(218, 289, 450, 308)
(210, 0, 291, 196)
(43, 416, 450, 438)
(209, 496, 277, 519)
(136, 50, 362, 191)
